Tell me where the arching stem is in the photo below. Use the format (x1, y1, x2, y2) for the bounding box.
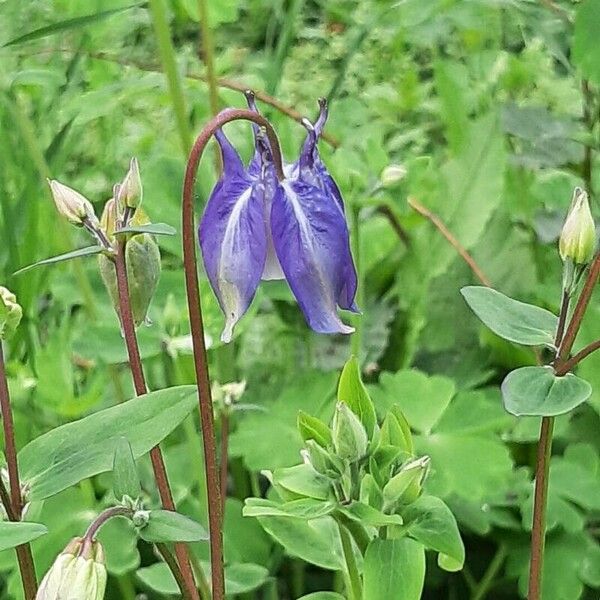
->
(182, 108, 285, 599)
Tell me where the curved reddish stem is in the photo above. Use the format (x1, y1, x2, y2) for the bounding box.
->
(182, 108, 284, 599)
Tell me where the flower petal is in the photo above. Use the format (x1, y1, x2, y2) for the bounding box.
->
(271, 180, 356, 334)
(199, 176, 267, 342)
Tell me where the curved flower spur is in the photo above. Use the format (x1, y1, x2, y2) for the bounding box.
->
(199, 92, 359, 343)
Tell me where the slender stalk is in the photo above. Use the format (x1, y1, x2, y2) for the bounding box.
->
(156, 543, 194, 600)
(556, 253, 600, 366)
(408, 197, 492, 287)
(182, 108, 285, 600)
(113, 244, 199, 600)
(338, 522, 362, 600)
(0, 343, 37, 600)
(148, 0, 192, 154)
(556, 338, 600, 374)
(528, 416, 554, 600)
(528, 291, 570, 600)
(471, 544, 507, 600)
(82, 506, 132, 545)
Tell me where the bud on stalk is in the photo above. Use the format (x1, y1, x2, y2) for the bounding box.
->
(116, 157, 143, 213)
(36, 537, 106, 600)
(0, 287, 22, 340)
(332, 402, 368, 462)
(380, 164, 407, 188)
(98, 204, 161, 327)
(47, 180, 99, 228)
(559, 187, 596, 266)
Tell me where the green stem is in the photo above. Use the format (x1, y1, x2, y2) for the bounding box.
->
(148, 0, 192, 154)
(471, 544, 507, 600)
(117, 575, 137, 600)
(338, 522, 362, 600)
(197, 0, 219, 117)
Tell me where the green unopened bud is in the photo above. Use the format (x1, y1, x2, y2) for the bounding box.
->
(117, 158, 142, 210)
(332, 402, 368, 462)
(303, 439, 344, 478)
(0, 287, 22, 340)
(380, 164, 407, 188)
(36, 537, 106, 600)
(98, 208, 161, 327)
(559, 187, 596, 265)
(99, 198, 118, 241)
(48, 180, 98, 228)
(382, 456, 430, 508)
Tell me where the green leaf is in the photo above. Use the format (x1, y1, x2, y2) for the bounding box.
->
(138, 510, 207, 543)
(0, 522, 47, 551)
(243, 498, 336, 520)
(573, 0, 600, 86)
(257, 516, 344, 570)
(19, 386, 198, 500)
(14, 246, 104, 275)
(363, 538, 425, 600)
(337, 357, 377, 437)
(137, 561, 268, 595)
(369, 370, 455, 434)
(2, 3, 145, 47)
(272, 464, 332, 500)
(403, 495, 465, 571)
(502, 367, 592, 417)
(112, 437, 141, 501)
(297, 411, 332, 448)
(339, 502, 404, 527)
(461, 286, 558, 347)
(114, 222, 176, 237)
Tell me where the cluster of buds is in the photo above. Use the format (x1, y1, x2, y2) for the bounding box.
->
(199, 92, 358, 343)
(0, 287, 22, 340)
(48, 159, 160, 327)
(36, 537, 106, 600)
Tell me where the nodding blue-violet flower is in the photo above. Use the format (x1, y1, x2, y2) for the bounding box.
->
(199, 92, 358, 343)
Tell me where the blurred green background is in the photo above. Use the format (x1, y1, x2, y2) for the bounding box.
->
(1, 0, 600, 598)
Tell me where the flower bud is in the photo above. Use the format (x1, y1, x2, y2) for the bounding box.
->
(332, 402, 368, 462)
(380, 164, 407, 188)
(47, 180, 98, 228)
(117, 158, 143, 210)
(98, 208, 161, 327)
(382, 456, 430, 508)
(99, 198, 118, 241)
(303, 439, 344, 478)
(559, 187, 596, 265)
(0, 287, 22, 340)
(36, 537, 107, 600)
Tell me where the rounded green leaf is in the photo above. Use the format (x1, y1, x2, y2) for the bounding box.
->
(138, 510, 208, 543)
(502, 367, 592, 417)
(0, 522, 47, 551)
(461, 286, 558, 347)
(363, 538, 425, 600)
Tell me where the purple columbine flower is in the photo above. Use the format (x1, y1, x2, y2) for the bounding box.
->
(199, 94, 358, 343)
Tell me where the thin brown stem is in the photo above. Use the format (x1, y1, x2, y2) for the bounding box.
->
(408, 197, 492, 287)
(556, 338, 600, 375)
(556, 253, 600, 367)
(0, 343, 37, 600)
(376, 205, 411, 248)
(528, 290, 570, 600)
(82, 506, 132, 545)
(528, 416, 554, 600)
(182, 108, 285, 600)
(113, 244, 199, 600)
(156, 543, 194, 600)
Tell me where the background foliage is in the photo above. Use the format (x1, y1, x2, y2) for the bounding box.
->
(1, 0, 599, 598)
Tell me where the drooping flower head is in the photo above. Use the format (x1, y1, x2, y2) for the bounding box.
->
(199, 93, 358, 343)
